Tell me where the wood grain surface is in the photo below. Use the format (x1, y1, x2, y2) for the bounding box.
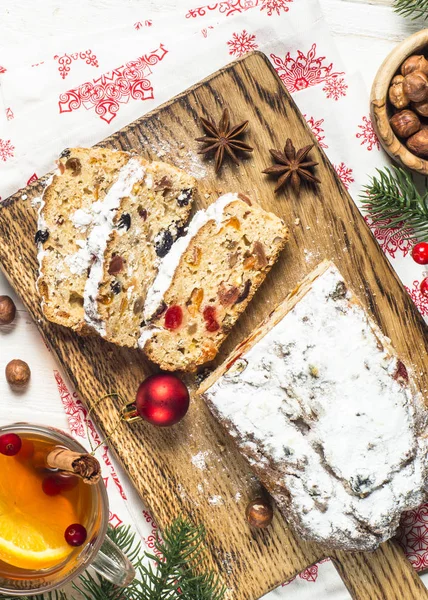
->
(1, 52, 427, 600)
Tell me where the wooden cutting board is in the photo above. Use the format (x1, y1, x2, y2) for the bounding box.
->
(1, 52, 428, 600)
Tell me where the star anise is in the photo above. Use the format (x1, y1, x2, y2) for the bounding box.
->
(263, 138, 320, 194)
(196, 108, 253, 173)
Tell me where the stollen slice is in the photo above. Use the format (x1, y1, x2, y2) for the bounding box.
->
(138, 192, 289, 371)
(199, 260, 428, 551)
(36, 148, 195, 344)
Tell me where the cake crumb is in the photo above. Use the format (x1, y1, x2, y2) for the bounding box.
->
(294, 218, 300, 226)
(235, 492, 242, 502)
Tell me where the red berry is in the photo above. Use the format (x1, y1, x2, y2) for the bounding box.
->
(0, 433, 22, 456)
(42, 475, 62, 496)
(164, 305, 183, 330)
(136, 373, 190, 427)
(421, 277, 428, 296)
(203, 306, 220, 332)
(412, 242, 428, 265)
(65, 523, 87, 547)
(43, 472, 79, 496)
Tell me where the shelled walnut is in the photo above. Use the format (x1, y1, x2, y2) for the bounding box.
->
(388, 53, 428, 158)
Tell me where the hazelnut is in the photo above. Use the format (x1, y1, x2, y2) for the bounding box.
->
(403, 71, 428, 103)
(390, 110, 420, 138)
(0, 296, 16, 325)
(5, 359, 31, 387)
(388, 75, 410, 109)
(401, 55, 428, 77)
(407, 129, 428, 157)
(246, 498, 273, 529)
(413, 100, 428, 117)
(65, 157, 81, 176)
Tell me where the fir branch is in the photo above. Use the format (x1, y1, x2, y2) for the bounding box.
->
(394, 0, 428, 20)
(361, 166, 428, 242)
(0, 520, 225, 600)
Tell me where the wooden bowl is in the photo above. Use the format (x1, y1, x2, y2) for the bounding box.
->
(371, 29, 428, 175)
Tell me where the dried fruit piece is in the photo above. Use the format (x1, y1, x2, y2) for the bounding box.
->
(225, 216, 241, 230)
(154, 176, 172, 191)
(117, 213, 131, 231)
(243, 256, 257, 271)
(187, 288, 204, 316)
(65, 157, 82, 176)
(35, 230, 49, 244)
(111, 281, 122, 295)
(186, 246, 202, 267)
(177, 189, 192, 207)
(99, 294, 113, 305)
(218, 282, 240, 306)
(236, 280, 252, 304)
(108, 255, 124, 275)
(138, 207, 148, 220)
(253, 241, 268, 269)
(228, 251, 240, 268)
(155, 230, 174, 258)
(165, 306, 183, 330)
(203, 306, 220, 332)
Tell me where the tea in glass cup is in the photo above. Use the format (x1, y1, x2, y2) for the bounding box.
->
(0, 423, 134, 596)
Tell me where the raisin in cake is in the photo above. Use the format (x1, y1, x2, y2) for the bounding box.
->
(138, 193, 289, 372)
(36, 148, 195, 342)
(199, 260, 428, 551)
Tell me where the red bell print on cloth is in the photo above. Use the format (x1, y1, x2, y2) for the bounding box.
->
(333, 162, 354, 189)
(304, 115, 328, 148)
(0, 139, 15, 162)
(397, 503, 428, 571)
(5, 108, 14, 121)
(356, 115, 380, 151)
(58, 45, 168, 124)
(54, 49, 99, 80)
(227, 30, 258, 57)
(270, 43, 346, 99)
(186, 0, 292, 19)
(134, 20, 153, 30)
(405, 281, 428, 316)
(364, 215, 413, 259)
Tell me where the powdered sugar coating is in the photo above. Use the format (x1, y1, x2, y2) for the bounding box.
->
(142, 193, 239, 323)
(83, 159, 146, 335)
(204, 265, 428, 550)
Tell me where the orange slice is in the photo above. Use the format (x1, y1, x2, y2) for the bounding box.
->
(0, 451, 78, 569)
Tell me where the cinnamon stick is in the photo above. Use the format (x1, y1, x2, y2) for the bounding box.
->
(46, 447, 101, 485)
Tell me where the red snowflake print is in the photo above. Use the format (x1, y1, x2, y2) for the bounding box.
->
(0, 66, 6, 74)
(134, 20, 152, 30)
(108, 512, 124, 528)
(270, 44, 344, 95)
(397, 503, 428, 571)
(304, 115, 328, 149)
(322, 76, 347, 101)
(405, 281, 428, 317)
(0, 139, 15, 162)
(186, 0, 291, 19)
(282, 559, 330, 585)
(334, 162, 354, 190)
(54, 49, 99, 80)
(356, 115, 380, 151)
(5, 108, 14, 121)
(364, 215, 413, 258)
(59, 45, 168, 124)
(227, 30, 258, 57)
(27, 173, 38, 185)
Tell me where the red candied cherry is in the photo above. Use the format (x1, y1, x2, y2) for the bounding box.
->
(421, 277, 428, 297)
(203, 306, 220, 332)
(0, 433, 22, 456)
(412, 242, 428, 265)
(65, 523, 87, 547)
(164, 305, 183, 330)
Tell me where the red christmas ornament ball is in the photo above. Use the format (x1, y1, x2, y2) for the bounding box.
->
(412, 242, 428, 265)
(136, 373, 190, 427)
(421, 277, 428, 297)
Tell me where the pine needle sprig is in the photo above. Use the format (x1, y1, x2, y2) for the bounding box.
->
(394, 0, 428, 20)
(361, 166, 428, 242)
